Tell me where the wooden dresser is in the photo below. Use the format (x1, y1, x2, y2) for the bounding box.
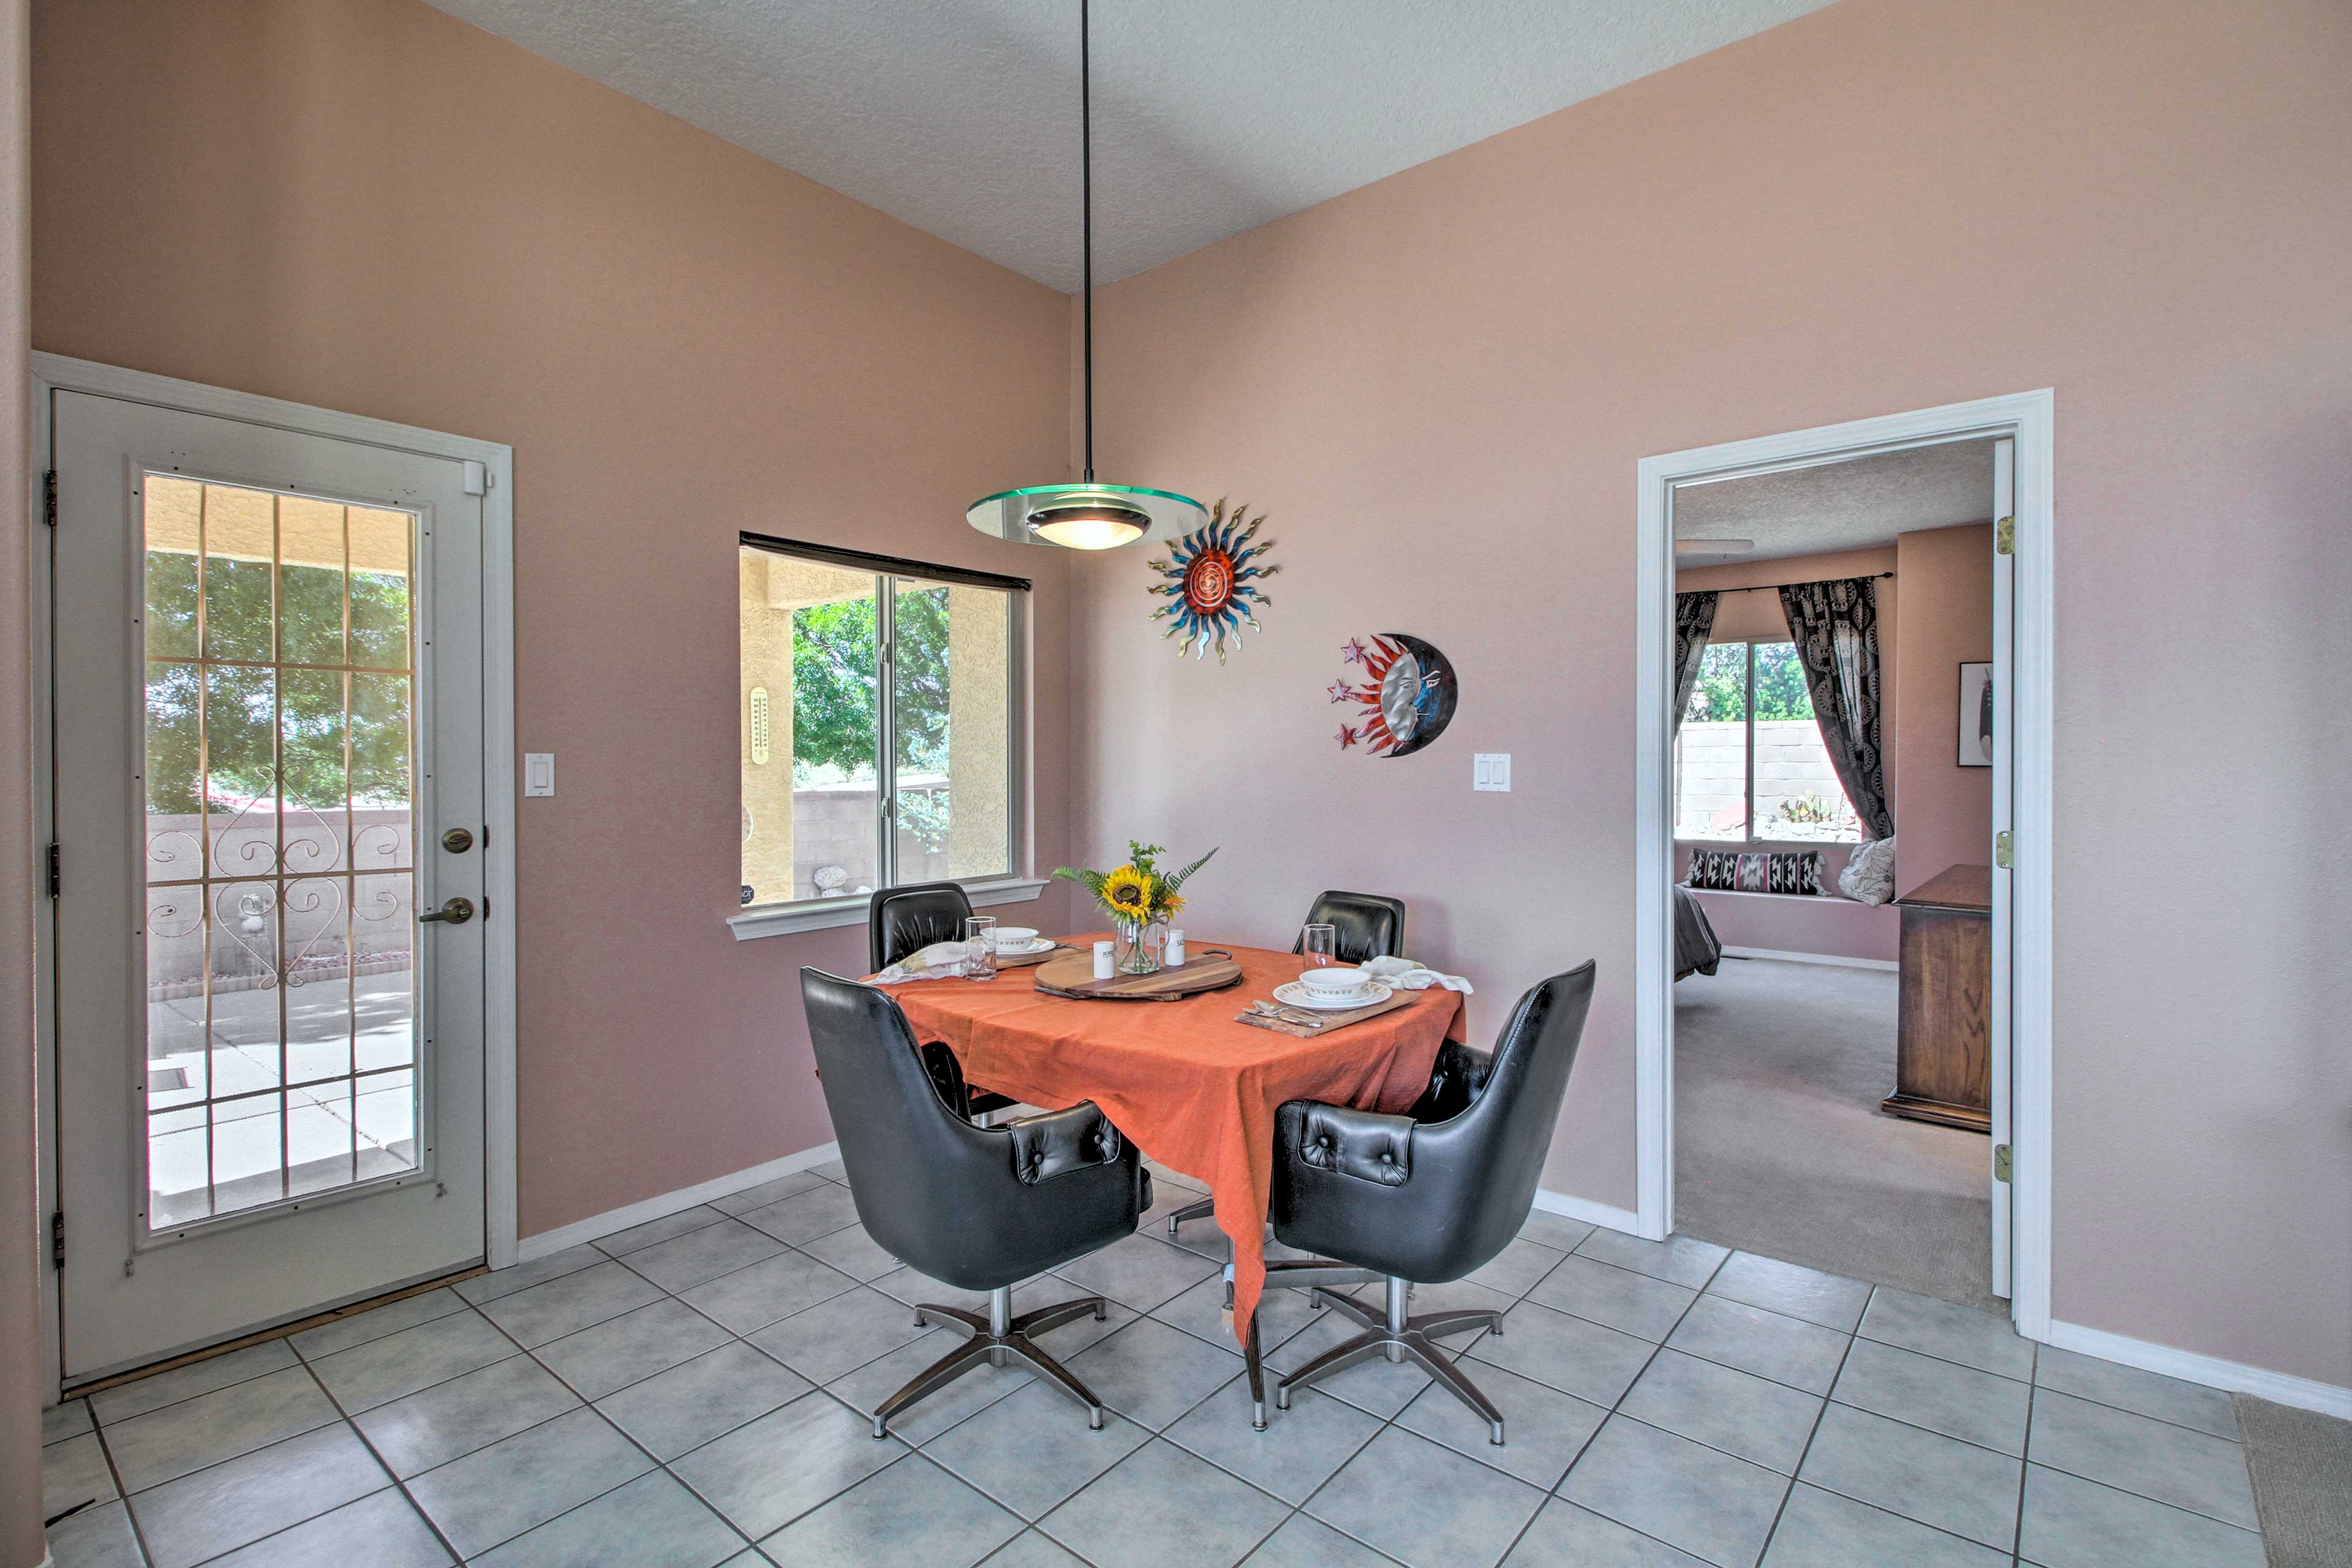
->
(1883, 863, 1992, 1131)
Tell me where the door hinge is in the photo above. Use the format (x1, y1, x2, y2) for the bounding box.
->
(1992, 1144, 2013, 1184)
(1994, 830, 2013, 869)
(47, 842, 61, 898)
(51, 1211, 64, 1270)
(1995, 515, 2015, 556)
(43, 469, 57, 527)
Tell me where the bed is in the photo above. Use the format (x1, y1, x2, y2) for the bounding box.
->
(1674, 883, 1722, 980)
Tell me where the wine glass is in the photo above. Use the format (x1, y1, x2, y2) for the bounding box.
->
(963, 916, 998, 981)
(1302, 923, 1337, 968)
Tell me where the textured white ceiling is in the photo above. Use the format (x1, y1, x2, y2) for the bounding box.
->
(426, 0, 1833, 290)
(1673, 440, 2000, 564)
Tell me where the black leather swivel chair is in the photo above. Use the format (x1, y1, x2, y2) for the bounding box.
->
(800, 968, 1152, 1438)
(1256, 962, 1596, 1443)
(1291, 890, 1408, 967)
(869, 881, 1016, 1122)
(1168, 891, 1412, 1248)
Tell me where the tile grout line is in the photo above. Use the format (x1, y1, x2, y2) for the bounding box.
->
(1749, 1287, 1868, 1568)
(2013, 1370, 2035, 1565)
(84, 1403, 157, 1568)
(2026, 1374, 2250, 1442)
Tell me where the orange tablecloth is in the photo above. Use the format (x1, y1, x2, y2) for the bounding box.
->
(884, 937, 1465, 1343)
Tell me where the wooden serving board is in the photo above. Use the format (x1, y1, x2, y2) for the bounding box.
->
(1033, 951, 1245, 1001)
(1234, 989, 1419, 1037)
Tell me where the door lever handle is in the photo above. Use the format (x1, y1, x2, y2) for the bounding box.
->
(419, 897, 475, 925)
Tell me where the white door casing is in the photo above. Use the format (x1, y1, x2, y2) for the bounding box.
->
(40, 360, 516, 1384)
(1988, 437, 2016, 1300)
(1635, 389, 2056, 1341)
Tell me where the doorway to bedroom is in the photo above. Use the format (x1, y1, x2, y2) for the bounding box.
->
(1659, 428, 2018, 1315)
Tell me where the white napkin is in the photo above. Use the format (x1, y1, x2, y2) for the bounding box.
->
(1360, 956, 1474, 995)
(872, 940, 971, 984)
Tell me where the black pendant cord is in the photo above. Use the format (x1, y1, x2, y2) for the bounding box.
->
(1080, 0, 1095, 483)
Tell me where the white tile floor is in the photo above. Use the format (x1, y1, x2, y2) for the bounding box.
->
(42, 1158, 2267, 1568)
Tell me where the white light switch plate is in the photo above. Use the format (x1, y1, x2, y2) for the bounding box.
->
(524, 753, 556, 797)
(1474, 753, 1511, 791)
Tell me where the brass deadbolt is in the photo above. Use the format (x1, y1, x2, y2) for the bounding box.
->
(441, 827, 475, 854)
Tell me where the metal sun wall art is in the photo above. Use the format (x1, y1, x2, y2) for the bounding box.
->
(1147, 498, 1280, 662)
(1332, 634, 1459, 757)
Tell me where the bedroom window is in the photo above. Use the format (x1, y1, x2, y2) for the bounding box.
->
(737, 536, 1026, 911)
(1673, 639, 1860, 844)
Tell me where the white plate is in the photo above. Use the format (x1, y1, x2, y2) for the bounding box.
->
(1272, 979, 1393, 1012)
(992, 937, 1057, 956)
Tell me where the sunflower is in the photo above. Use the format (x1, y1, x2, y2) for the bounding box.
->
(1154, 889, 1186, 920)
(1099, 865, 1155, 922)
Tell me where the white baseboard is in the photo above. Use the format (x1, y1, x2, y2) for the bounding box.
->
(1721, 945, 1898, 972)
(514, 1142, 842, 1264)
(2046, 1318, 2352, 1421)
(1533, 1187, 1643, 1238)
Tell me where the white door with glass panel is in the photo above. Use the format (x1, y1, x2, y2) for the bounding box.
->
(51, 390, 487, 1380)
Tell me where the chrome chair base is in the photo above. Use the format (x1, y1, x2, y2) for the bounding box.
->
(1240, 1259, 1385, 1431)
(1272, 1277, 1507, 1444)
(1166, 1194, 1217, 1236)
(873, 1286, 1109, 1439)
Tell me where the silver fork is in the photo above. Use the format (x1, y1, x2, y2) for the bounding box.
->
(1250, 1000, 1327, 1030)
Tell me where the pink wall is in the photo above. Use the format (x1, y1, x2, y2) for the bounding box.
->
(1, 1, 39, 1559)
(1894, 524, 1995, 899)
(1074, 0, 2352, 1386)
(1675, 545, 1899, 959)
(28, 0, 1076, 1240)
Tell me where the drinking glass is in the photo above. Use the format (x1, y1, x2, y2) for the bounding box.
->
(1302, 923, 1337, 967)
(964, 916, 998, 981)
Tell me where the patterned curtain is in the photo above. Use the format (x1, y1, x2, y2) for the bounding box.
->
(1776, 577, 1895, 840)
(1672, 591, 1719, 734)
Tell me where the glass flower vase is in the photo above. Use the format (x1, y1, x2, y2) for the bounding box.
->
(1112, 916, 1163, 975)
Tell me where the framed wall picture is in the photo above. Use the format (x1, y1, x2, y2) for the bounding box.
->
(1958, 661, 1993, 766)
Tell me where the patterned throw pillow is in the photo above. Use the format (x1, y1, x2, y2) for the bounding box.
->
(1686, 850, 1737, 889)
(1769, 850, 1824, 895)
(1735, 852, 1772, 892)
(1838, 835, 1899, 905)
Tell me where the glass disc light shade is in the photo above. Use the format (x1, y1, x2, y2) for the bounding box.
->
(966, 483, 1208, 549)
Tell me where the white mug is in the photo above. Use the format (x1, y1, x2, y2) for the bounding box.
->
(1165, 929, 1186, 965)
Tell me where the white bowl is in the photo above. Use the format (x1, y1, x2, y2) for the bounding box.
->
(992, 926, 1040, 949)
(1299, 966, 1369, 996)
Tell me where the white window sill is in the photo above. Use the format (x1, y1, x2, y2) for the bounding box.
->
(727, 877, 1049, 942)
(1682, 884, 1877, 907)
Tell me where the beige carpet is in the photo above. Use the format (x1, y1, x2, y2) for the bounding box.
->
(1674, 954, 2001, 1314)
(2237, 1395, 2352, 1568)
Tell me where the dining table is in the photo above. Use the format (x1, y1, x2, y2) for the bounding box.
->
(881, 933, 1468, 1344)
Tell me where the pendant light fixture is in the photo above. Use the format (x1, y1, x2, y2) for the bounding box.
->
(967, 0, 1206, 550)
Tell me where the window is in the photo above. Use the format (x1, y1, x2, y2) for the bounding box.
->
(1673, 639, 1860, 843)
(738, 538, 1023, 910)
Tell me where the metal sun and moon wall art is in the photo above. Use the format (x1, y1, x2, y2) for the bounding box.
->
(1331, 634, 1460, 757)
(1146, 499, 1280, 662)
